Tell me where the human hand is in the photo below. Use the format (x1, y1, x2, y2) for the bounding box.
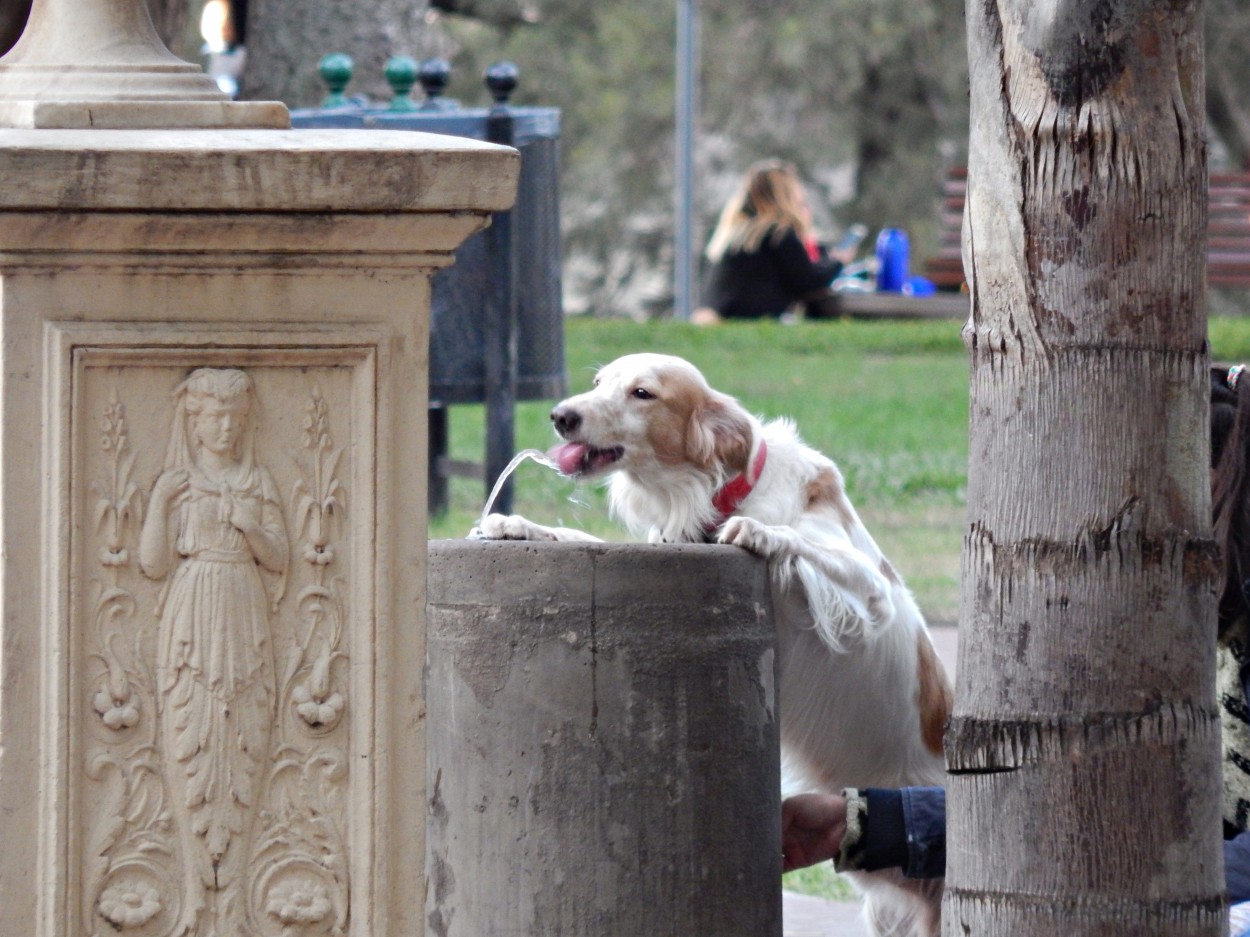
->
(781, 793, 847, 872)
(152, 469, 189, 507)
(225, 492, 262, 534)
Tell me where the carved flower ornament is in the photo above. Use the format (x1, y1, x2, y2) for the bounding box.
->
(92, 686, 140, 730)
(98, 546, 130, 567)
(98, 881, 162, 928)
(267, 879, 332, 924)
(292, 651, 344, 729)
(292, 683, 345, 729)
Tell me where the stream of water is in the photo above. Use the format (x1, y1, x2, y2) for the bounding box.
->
(467, 447, 563, 538)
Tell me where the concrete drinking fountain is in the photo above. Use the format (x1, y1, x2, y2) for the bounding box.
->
(427, 457, 783, 935)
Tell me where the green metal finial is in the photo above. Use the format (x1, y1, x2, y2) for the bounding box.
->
(384, 56, 419, 112)
(318, 52, 354, 108)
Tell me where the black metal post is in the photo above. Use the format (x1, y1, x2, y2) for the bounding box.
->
(483, 62, 520, 515)
(428, 404, 449, 516)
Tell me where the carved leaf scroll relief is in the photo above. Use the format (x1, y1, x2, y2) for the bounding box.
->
(81, 369, 352, 937)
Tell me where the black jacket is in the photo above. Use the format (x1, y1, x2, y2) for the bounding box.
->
(700, 226, 842, 319)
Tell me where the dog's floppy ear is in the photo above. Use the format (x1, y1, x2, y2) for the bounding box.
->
(686, 392, 753, 472)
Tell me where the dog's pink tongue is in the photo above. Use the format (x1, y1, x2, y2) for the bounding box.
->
(548, 442, 588, 476)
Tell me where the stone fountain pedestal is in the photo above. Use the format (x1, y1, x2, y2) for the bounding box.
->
(427, 540, 782, 936)
(0, 4, 519, 936)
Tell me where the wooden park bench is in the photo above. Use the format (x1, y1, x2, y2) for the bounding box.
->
(925, 166, 1250, 292)
(1211, 173, 1250, 289)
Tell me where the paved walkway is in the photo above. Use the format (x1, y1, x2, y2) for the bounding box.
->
(926, 621, 959, 684)
(783, 890, 867, 937)
(780, 622, 959, 937)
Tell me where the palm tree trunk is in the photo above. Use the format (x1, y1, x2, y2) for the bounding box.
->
(947, 2, 1224, 934)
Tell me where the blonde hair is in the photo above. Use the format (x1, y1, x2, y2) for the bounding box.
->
(705, 160, 815, 261)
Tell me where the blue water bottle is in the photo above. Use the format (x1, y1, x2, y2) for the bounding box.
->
(875, 228, 910, 292)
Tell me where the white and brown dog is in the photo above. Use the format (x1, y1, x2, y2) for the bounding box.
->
(481, 352, 950, 937)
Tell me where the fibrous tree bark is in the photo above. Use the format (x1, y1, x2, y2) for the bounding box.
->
(948, 2, 1223, 935)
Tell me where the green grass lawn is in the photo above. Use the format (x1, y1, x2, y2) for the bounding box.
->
(431, 313, 1250, 627)
(781, 861, 860, 902)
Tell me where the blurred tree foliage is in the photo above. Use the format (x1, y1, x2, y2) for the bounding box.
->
(428, 0, 969, 316)
(236, 0, 448, 106)
(141, 0, 1250, 317)
(1207, 0, 1250, 171)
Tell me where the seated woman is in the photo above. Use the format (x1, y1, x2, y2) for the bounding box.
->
(695, 159, 853, 324)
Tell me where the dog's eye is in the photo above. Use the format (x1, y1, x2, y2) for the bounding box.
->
(631, 387, 655, 400)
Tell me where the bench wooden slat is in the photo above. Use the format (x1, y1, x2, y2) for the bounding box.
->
(926, 166, 1250, 291)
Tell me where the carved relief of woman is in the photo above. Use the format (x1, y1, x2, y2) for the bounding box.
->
(138, 368, 288, 933)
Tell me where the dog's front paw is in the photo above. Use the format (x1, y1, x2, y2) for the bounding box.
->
(477, 513, 559, 541)
(717, 516, 779, 557)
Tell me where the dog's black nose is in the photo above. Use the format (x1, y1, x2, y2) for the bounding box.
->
(551, 405, 581, 436)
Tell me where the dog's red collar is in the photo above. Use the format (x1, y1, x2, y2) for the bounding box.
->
(710, 440, 767, 528)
